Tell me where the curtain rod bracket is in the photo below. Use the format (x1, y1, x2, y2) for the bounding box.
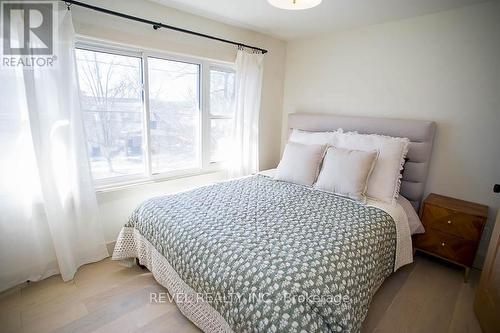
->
(65, 2, 72, 10)
(153, 24, 161, 30)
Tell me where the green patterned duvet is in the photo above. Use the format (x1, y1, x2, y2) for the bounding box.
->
(125, 175, 396, 333)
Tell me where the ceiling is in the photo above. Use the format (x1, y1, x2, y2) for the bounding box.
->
(151, 0, 489, 40)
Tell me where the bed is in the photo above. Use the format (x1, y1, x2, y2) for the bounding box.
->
(113, 113, 436, 333)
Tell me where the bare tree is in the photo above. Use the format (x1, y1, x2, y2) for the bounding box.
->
(77, 51, 142, 174)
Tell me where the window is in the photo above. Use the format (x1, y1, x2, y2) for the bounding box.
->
(209, 67, 236, 162)
(148, 58, 200, 173)
(75, 43, 236, 188)
(75, 49, 144, 180)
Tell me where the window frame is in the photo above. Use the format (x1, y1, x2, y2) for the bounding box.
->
(75, 39, 236, 191)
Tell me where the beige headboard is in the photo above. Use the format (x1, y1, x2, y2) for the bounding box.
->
(288, 113, 436, 211)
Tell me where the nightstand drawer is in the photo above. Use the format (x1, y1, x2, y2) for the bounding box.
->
(413, 228, 477, 266)
(422, 204, 485, 241)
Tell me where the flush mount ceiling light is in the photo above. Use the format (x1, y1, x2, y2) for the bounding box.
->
(268, 0, 322, 10)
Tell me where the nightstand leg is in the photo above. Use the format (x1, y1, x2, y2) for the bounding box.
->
(464, 267, 470, 283)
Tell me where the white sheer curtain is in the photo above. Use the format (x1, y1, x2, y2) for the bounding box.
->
(229, 49, 264, 178)
(0, 6, 108, 292)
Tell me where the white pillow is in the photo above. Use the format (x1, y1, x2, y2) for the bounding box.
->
(274, 142, 326, 186)
(398, 196, 425, 234)
(334, 132, 409, 204)
(289, 129, 341, 145)
(314, 147, 378, 202)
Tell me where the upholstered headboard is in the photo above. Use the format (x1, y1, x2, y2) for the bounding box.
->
(287, 113, 436, 211)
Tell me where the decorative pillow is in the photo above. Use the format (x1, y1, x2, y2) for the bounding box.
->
(289, 128, 341, 145)
(334, 132, 409, 204)
(314, 147, 378, 202)
(398, 196, 425, 234)
(274, 142, 326, 186)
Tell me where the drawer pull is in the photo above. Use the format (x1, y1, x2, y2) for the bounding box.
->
(441, 242, 446, 247)
(447, 220, 452, 225)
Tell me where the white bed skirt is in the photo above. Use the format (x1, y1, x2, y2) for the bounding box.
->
(112, 227, 233, 333)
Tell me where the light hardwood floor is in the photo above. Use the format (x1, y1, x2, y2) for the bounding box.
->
(0, 253, 482, 333)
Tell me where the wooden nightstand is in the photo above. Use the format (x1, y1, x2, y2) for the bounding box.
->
(413, 193, 488, 282)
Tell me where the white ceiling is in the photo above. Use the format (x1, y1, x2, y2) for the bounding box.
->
(151, 0, 489, 40)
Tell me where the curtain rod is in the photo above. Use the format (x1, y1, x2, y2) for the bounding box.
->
(62, 0, 268, 54)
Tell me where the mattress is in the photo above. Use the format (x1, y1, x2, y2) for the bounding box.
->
(113, 175, 411, 332)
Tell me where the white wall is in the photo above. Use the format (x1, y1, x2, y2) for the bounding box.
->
(283, 1, 500, 267)
(70, 0, 287, 243)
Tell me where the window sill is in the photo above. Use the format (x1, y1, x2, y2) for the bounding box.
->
(95, 169, 227, 194)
